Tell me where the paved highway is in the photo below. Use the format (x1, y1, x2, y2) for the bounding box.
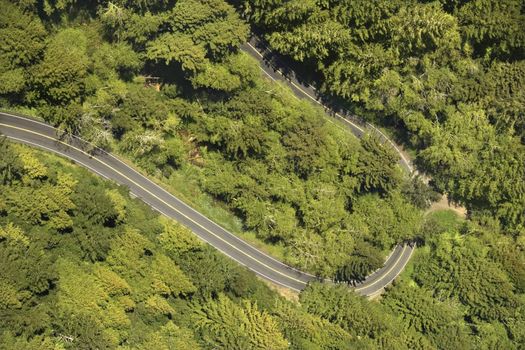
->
(0, 43, 415, 295)
(0, 112, 315, 292)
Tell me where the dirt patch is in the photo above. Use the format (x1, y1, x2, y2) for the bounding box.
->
(427, 194, 467, 218)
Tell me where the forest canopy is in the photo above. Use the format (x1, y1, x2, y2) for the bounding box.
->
(1, 0, 524, 348)
(2, 138, 522, 349)
(240, 0, 525, 233)
(0, 0, 427, 282)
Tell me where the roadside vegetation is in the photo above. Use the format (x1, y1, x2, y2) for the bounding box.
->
(0, 0, 431, 281)
(3, 141, 523, 349)
(240, 0, 525, 233)
(0, 141, 345, 349)
(1, 0, 524, 348)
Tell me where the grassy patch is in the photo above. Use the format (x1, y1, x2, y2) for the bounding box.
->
(425, 209, 464, 233)
(104, 152, 291, 263)
(165, 166, 289, 261)
(166, 166, 245, 233)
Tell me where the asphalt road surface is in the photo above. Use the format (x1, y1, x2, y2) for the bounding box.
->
(0, 45, 415, 296)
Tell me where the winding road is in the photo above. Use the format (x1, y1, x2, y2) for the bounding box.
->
(240, 37, 415, 296)
(0, 38, 415, 297)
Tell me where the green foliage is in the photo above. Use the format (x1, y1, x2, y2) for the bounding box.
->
(2, 143, 353, 349)
(0, 279, 23, 311)
(29, 28, 89, 107)
(0, 138, 23, 184)
(243, 0, 525, 234)
(350, 192, 422, 249)
(454, 0, 525, 59)
(157, 216, 202, 256)
(147, 32, 207, 72)
(401, 175, 441, 210)
(388, 2, 461, 58)
(272, 299, 353, 350)
(55, 258, 131, 345)
(483, 60, 525, 141)
(385, 216, 525, 348)
(3, 168, 76, 232)
(1, 0, 424, 283)
(90, 42, 141, 81)
(175, 245, 244, 298)
(383, 281, 471, 348)
(0, 0, 46, 96)
(192, 87, 418, 279)
(488, 237, 525, 293)
(0, 0, 523, 348)
(356, 135, 402, 194)
(414, 231, 519, 321)
(193, 294, 288, 350)
(336, 241, 383, 281)
(299, 283, 421, 349)
(140, 0, 249, 90)
(138, 321, 201, 350)
(0, 332, 64, 350)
